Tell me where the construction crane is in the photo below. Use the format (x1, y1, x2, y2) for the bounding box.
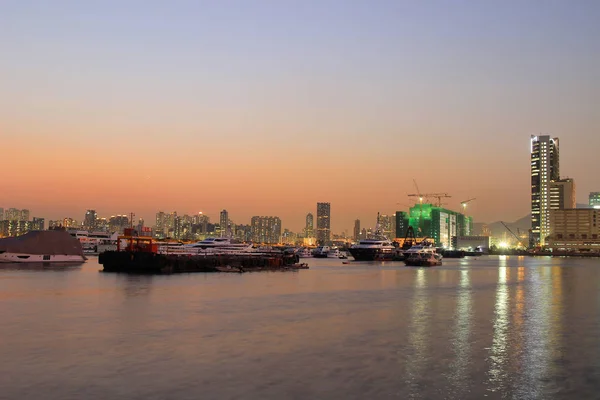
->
(461, 198, 476, 211)
(500, 221, 523, 247)
(408, 192, 452, 207)
(407, 180, 452, 207)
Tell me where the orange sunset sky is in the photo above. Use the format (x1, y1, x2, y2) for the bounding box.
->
(1, 1, 599, 232)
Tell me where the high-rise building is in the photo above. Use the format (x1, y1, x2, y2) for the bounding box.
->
(316, 202, 331, 245)
(548, 209, 600, 251)
(305, 213, 314, 238)
(396, 204, 472, 248)
(531, 135, 560, 246)
(31, 217, 45, 231)
(590, 192, 600, 209)
(0, 208, 4, 221)
(6, 208, 20, 221)
(155, 211, 167, 238)
(353, 219, 360, 240)
(84, 209, 98, 230)
(549, 178, 576, 211)
(379, 214, 395, 240)
(220, 209, 229, 237)
(251, 216, 281, 244)
(19, 209, 30, 221)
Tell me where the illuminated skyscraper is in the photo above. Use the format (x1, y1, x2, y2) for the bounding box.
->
(251, 216, 281, 244)
(531, 135, 560, 246)
(316, 202, 331, 245)
(220, 209, 229, 237)
(305, 213, 314, 238)
(0, 208, 4, 221)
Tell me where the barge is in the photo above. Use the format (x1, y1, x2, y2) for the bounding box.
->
(98, 230, 306, 274)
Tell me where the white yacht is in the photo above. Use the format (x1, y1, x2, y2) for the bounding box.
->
(158, 237, 254, 255)
(349, 238, 398, 261)
(348, 213, 400, 261)
(0, 230, 86, 264)
(402, 241, 438, 258)
(184, 238, 253, 250)
(296, 248, 313, 258)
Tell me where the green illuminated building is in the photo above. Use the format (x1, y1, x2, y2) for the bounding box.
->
(395, 204, 473, 248)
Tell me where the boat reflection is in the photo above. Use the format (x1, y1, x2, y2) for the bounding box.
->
(0, 262, 84, 272)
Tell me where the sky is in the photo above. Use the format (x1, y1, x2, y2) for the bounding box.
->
(1, 0, 599, 233)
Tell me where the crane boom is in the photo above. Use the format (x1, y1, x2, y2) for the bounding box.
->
(500, 221, 522, 246)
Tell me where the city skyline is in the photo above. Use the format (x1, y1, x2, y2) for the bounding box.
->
(2, 2, 600, 232)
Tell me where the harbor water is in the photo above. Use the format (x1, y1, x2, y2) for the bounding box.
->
(1, 256, 600, 399)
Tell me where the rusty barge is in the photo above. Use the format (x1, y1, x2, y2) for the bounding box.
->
(98, 230, 307, 274)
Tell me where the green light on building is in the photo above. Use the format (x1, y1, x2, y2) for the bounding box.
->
(395, 204, 472, 248)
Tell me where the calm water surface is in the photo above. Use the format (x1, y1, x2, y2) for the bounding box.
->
(1, 256, 600, 399)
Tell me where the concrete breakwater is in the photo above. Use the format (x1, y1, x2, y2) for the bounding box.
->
(98, 251, 304, 274)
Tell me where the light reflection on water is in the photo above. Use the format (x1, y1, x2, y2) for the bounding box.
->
(1, 256, 600, 399)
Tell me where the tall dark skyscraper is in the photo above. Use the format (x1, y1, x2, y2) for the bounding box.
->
(316, 202, 331, 245)
(220, 209, 229, 237)
(84, 209, 97, 230)
(531, 135, 560, 246)
(353, 219, 360, 240)
(305, 213, 314, 238)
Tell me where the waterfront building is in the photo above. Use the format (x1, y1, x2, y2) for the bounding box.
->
(550, 178, 576, 211)
(251, 216, 282, 244)
(220, 209, 229, 237)
(20, 209, 30, 221)
(547, 209, 600, 252)
(31, 217, 45, 231)
(591, 192, 600, 209)
(379, 214, 395, 240)
(395, 211, 409, 238)
(62, 218, 80, 229)
(84, 209, 98, 230)
(531, 135, 560, 246)
(281, 229, 297, 245)
(396, 204, 472, 248)
(0, 220, 33, 237)
(316, 202, 331, 245)
(6, 208, 20, 221)
(108, 215, 129, 233)
(305, 213, 314, 238)
(353, 219, 360, 240)
(234, 224, 252, 242)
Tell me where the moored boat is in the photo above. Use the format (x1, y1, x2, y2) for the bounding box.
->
(0, 230, 86, 264)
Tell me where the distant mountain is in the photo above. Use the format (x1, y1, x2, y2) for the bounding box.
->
(473, 215, 530, 238)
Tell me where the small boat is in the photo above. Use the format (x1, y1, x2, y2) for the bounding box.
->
(404, 252, 443, 267)
(296, 248, 313, 258)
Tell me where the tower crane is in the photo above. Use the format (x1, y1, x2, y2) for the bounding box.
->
(460, 198, 476, 211)
(407, 192, 452, 207)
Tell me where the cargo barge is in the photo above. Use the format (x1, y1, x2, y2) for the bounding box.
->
(98, 230, 306, 274)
